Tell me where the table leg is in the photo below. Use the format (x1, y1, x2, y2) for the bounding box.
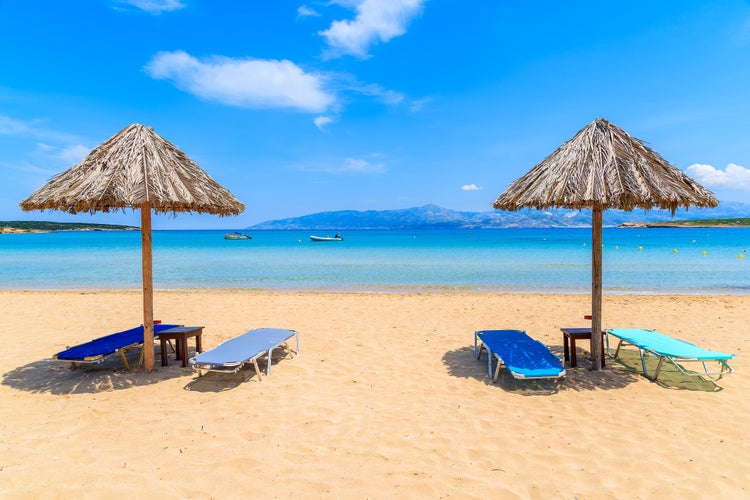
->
(180, 338, 188, 367)
(175, 339, 182, 361)
(160, 338, 168, 366)
(196, 332, 202, 353)
(570, 337, 578, 367)
(563, 335, 570, 364)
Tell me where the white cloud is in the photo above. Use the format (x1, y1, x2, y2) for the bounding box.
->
(0, 116, 79, 143)
(0, 116, 32, 135)
(296, 156, 386, 174)
(144, 51, 336, 113)
(330, 73, 404, 105)
(1, 160, 58, 176)
(342, 157, 385, 173)
(314, 115, 334, 130)
(351, 81, 404, 104)
(297, 5, 320, 17)
(58, 144, 91, 164)
(409, 97, 432, 112)
(461, 184, 482, 191)
(320, 0, 426, 59)
(686, 163, 750, 190)
(114, 0, 185, 14)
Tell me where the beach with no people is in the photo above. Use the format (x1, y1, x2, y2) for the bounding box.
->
(1, 290, 747, 498)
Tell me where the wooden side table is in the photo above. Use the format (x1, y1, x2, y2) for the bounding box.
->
(561, 327, 605, 368)
(159, 326, 204, 367)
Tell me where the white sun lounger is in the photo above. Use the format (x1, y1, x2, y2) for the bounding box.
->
(190, 328, 299, 381)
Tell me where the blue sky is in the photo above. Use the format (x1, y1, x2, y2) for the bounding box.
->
(1, 0, 749, 229)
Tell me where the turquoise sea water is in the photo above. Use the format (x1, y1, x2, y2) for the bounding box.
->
(1, 228, 749, 293)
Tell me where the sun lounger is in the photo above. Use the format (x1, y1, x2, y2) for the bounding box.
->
(474, 329, 566, 381)
(606, 328, 735, 381)
(190, 328, 299, 381)
(55, 323, 180, 369)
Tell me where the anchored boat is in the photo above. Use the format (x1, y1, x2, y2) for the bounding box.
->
(225, 231, 251, 240)
(309, 233, 343, 242)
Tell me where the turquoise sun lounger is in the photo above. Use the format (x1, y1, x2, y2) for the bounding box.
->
(606, 328, 735, 382)
(190, 328, 299, 381)
(54, 323, 180, 369)
(474, 329, 566, 381)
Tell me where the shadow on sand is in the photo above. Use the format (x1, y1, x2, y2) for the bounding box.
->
(2, 345, 195, 395)
(183, 364, 266, 392)
(442, 343, 722, 394)
(183, 350, 295, 392)
(608, 348, 725, 392)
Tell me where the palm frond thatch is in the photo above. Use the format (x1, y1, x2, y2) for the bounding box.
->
(19, 123, 245, 216)
(493, 118, 718, 214)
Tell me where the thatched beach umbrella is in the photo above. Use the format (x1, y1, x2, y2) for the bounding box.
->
(20, 123, 245, 371)
(493, 118, 717, 370)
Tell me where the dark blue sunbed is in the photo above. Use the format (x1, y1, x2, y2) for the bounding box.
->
(55, 323, 180, 369)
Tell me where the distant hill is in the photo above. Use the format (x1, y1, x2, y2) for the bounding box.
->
(248, 202, 750, 230)
(0, 221, 138, 233)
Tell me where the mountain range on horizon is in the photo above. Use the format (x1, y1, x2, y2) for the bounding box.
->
(247, 202, 750, 230)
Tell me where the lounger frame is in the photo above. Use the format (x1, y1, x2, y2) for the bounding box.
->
(191, 328, 299, 381)
(605, 328, 734, 382)
(474, 330, 566, 381)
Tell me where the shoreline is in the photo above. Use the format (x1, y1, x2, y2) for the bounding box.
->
(3, 285, 750, 295)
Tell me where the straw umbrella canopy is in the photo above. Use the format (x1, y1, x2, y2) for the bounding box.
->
(20, 123, 245, 371)
(493, 118, 718, 369)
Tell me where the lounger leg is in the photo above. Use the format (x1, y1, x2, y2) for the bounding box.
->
(493, 354, 502, 383)
(605, 332, 611, 356)
(486, 348, 494, 381)
(252, 359, 262, 381)
(118, 349, 131, 370)
(474, 333, 486, 360)
(266, 348, 274, 376)
(613, 340, 624, 358)
(638, 348, 652, 380)
(652, 357, 665, 381)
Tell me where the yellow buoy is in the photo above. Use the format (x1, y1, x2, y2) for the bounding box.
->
(638, 246, 643, 251)
(615, 245, 619, 250)
(673, 248, 678, 253)
(740, 254, 744, 259)
(702, 251, 707, 256)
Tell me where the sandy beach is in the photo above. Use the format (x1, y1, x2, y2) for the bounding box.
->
(0, 290, 747, 498)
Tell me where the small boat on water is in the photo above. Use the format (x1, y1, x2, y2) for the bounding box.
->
(310, 233, 343, 242)
(225, 231, 251, 240)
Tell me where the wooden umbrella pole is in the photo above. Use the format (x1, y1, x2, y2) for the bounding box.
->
(590, 206, 603, 370)
(141, 202, 155, 372)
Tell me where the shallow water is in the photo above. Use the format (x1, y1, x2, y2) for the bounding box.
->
(1, 228, 749, 293)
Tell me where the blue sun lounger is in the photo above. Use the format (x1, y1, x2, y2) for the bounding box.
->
(473, 329, 566, 381)
(55, 323, 180, 369)
(190, 328, 299, 381)
(606, 328, 735, 382)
